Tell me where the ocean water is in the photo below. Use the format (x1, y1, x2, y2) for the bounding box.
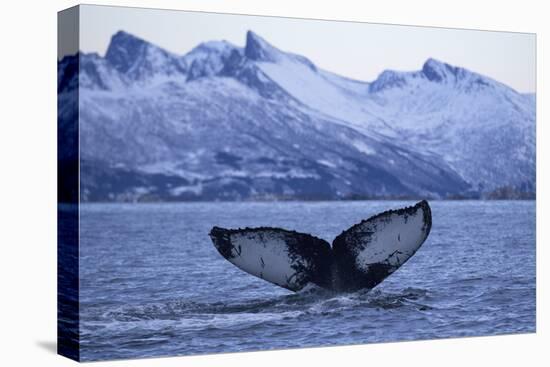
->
(76, 200, 535, 361)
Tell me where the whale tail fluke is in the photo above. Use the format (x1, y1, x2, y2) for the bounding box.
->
(209, 200, 432, 292)
(209, 227, 333, 291)
(331, 200, 432, 292)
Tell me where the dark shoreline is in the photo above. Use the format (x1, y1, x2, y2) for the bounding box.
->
(67, 197, 536, 205)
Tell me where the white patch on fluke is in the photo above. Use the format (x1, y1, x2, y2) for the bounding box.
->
(354, 207, 426, 272)
(225, 232, 307, 289)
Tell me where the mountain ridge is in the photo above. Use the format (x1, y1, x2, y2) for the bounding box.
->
(58, 30, 535, 202)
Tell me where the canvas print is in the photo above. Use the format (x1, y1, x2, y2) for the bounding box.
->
(57, 5, 536, 362)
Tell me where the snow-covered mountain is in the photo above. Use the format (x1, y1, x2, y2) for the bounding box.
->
(58, 30, 535, 202)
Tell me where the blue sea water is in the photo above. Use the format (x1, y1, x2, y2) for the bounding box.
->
(76, 200, 535, 361)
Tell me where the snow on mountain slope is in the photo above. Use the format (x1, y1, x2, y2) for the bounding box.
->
(367, 58, 535, 191)
(224, 32, 535, 193)
(247, 32, 382, 132)
(77, 69, 467, 201)
(58, 30, 535, 201)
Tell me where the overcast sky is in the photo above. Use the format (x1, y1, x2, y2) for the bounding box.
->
(76, 4, 536, 93)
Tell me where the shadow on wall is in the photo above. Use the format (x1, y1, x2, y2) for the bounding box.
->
(35, 340, 57, 354)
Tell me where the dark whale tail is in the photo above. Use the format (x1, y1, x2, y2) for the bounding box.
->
(209, 200, 432, 292)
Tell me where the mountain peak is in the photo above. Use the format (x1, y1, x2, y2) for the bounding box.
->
(111, 30, 144, 42)
(245, 30, 281, 62)
(184, 40, 240, 81)
(196, 40, 235, 52)
(106, 30, 151, 53)
(105, 30, 186, 79)
(422, 58, 465, 82)
(369, 70, 410, 93)
(105, 31, 152, 73)
(186, 40, 238, 61)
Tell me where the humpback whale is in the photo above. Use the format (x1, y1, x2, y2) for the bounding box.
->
(209, 200, 432, 292)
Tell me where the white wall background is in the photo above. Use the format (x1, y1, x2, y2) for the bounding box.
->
(0, 1, 547, 366)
